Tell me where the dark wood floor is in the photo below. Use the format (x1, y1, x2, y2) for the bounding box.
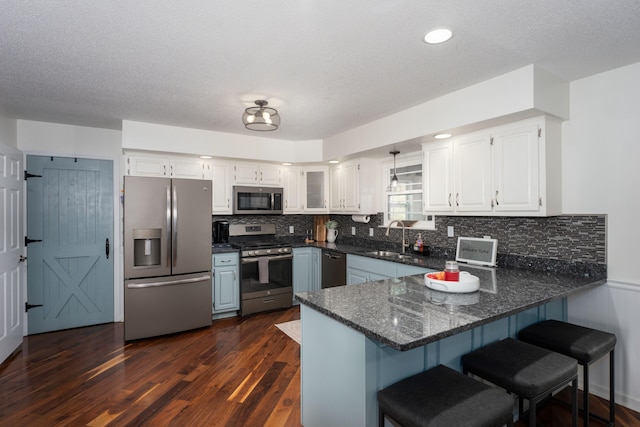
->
(0, 306, 638, 426)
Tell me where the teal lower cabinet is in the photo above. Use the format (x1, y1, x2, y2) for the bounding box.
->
(293, 247, 321, 303)
(212, 252, 239, 319)
(346, 254, 433, 284)
(300, 299, 567, 427)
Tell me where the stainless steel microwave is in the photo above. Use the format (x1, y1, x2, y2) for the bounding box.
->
(233, 186, 283, 214)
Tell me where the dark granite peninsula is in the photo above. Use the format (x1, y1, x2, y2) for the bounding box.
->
(296, 260, 605, 427)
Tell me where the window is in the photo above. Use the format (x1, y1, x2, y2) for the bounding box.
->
(383, 152, 434, 230)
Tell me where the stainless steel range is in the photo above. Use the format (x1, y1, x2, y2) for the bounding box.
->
(229, 223, 293, 316)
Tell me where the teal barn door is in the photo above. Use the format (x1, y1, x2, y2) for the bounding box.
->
(26, 156, 114, 334)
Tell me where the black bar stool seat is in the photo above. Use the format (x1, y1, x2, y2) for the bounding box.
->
(462, 337, 579, 426)
(518, 320, 616, 427)
(377, 364, 514, 427)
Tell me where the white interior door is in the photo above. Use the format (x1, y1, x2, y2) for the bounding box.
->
(0, 144, 25, 364)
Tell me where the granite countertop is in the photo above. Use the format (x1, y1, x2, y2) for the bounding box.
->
(295, 262, 606, 351)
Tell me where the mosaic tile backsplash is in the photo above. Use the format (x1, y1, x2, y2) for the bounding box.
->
(212, 213, 606, 275)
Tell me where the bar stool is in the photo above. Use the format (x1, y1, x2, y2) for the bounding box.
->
(462, 338, 579, 427)
(377, 364, 514, 427)
(518, 320, 616, 427)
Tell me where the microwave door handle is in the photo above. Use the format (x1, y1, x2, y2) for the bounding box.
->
(166, 184, 171, 268)
(172, 185, 178, 267)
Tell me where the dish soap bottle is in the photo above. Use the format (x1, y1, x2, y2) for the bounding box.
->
(414, 233, 424, 253)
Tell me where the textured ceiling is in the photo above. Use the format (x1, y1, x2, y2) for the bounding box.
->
(2, 1, 640, 141)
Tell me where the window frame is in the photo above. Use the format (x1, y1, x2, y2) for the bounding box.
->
(381, 152, 434, 230)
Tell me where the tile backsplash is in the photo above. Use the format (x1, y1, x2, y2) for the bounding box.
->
(213, 213, 606, 270)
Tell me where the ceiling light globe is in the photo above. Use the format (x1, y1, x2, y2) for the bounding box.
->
(424, 28, 452, 44)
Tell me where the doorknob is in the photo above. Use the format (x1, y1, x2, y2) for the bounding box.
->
(106, 238, 110, 259)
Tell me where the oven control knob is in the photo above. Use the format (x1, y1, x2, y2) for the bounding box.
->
(266, 249, 272, 255)
(248, 250, 255, 256)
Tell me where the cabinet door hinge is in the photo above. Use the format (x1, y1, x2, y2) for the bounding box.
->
(539, 197, 543, 207)
(490, 137, 494, 145)
(357, 164, 360, 170)
(538, 127, 542, 138)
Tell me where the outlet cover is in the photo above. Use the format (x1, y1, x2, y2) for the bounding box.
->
(351, 227, 356, 235)
(369, 228, 374, 237)
(447, 226, 454, 237)
(289, 226, 294, 234)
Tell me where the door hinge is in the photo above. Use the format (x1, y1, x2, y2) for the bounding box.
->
(25, 302, 43, 312)
(25, 237, 43, 246)
(24, 171, 43, 180)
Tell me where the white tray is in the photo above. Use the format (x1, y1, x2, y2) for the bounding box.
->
(424, 271, 480, 293)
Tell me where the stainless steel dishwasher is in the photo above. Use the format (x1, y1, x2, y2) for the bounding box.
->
(321, 250, 346, 288)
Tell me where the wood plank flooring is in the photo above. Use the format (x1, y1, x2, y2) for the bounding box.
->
(1, 306, 638, 426)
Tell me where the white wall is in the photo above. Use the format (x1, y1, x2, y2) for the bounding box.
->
(122, 120, 323, 164)
(0, 115, 17, 148)
(323, 65, 569, 161)
(563, 62, 640, 411)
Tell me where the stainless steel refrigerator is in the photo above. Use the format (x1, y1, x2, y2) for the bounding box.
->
(123, 176, 212, 340)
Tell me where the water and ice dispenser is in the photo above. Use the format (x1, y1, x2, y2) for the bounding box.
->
(132, 229, 162, 267)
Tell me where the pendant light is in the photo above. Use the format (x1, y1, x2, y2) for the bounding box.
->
(388, 150, 400, 191)
(242, 100, 280, 131)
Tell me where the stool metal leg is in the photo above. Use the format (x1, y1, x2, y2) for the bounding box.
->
(528, 398, 536, 427)
(378, 406, 384, 427)
(610, 349, 615, 426)
(572, 376, 579, 427)
(583, 363, 589, 427)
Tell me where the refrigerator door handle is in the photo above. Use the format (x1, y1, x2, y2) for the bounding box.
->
(172, 185, 178, 267)
(127, 274, 211, 289)
(166, 184, 172, 268)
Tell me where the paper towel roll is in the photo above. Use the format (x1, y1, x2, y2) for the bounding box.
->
(351, 214, 370, 223)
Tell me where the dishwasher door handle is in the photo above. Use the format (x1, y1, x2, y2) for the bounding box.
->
(324, 252, 343, 259)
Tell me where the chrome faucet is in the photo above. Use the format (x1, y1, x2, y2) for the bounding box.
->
(385, 220, 410, 253)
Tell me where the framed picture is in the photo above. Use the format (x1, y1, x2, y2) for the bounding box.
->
(455, 237, 498, 267)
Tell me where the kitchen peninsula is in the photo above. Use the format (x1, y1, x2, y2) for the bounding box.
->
(296, 261, 606, 427)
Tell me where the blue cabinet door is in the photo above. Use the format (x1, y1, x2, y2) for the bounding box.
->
(294, 247, 322, 301)
(212, 253, 239, 314)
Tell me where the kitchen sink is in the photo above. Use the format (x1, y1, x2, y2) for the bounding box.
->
(366, 251, 414, 261)
(366, 250, 400, 257)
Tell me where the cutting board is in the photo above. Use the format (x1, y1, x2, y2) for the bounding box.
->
(314, 215, 329, 242)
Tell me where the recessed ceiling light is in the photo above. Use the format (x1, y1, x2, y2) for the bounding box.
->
(328, 160, 339, 164)
(424, 28, 452, 44)
(434, 133, 452, 139)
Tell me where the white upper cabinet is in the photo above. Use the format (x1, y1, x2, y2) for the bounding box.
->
(454, 133, 493, 212)
(206, 161, 233, 214)
(329, 159, 377, 214)
(303, 167, 329, 213)
(126, 153, 205, 179)
(234, 162, 282, 186)
(492, 121, 540, 212)
(283, 166, 304, 214)
(422, 116, 561, 217)
(423, 141, 454, 212)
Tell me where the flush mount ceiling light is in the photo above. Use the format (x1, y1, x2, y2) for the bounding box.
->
(434, 133, 452, 139)
(423, 28, 452, 44)
(388, 150, 400, 191)
(242, 100, 280, 131)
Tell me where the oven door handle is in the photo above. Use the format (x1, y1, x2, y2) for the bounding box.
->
(241, 254, 293, 263)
